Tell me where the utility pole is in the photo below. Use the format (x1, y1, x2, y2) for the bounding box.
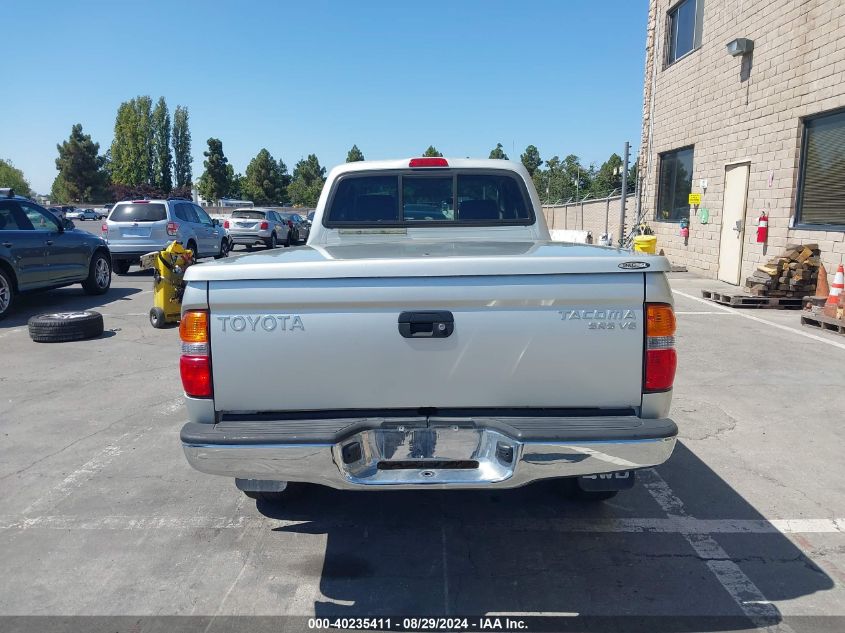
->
(618, 141, 630, 247)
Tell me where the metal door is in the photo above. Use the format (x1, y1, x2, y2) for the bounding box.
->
(718, 163, 750, 285)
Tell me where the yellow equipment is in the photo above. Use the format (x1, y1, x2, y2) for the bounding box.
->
(140, 241, 195, 328)
(633, 235, 657, 254)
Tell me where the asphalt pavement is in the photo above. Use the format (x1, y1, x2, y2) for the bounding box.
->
(0, 225, 843, 631)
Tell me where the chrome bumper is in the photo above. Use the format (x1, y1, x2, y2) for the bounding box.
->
(181, 418, 676, 490)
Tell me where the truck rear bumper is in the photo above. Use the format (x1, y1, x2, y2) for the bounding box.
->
(181, 416, 677, 490)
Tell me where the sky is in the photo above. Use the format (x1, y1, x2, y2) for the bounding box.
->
(2, 0, 648, 194)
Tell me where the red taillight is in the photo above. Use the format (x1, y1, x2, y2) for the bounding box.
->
(645, 349, 677, 392)
(287, 220, 294, 228)
(167, 221, 179, 236)
(260, 221, 269, 230)
(101, 223, 108, 234)
(180, 356, 212, 398)
(409, 157, 449, 168)
(644, 303, 677, 392)
(223, 220, 229, 229)
(180, 310, 211, 398)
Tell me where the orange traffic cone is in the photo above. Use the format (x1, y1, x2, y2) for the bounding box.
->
(816, 263, 830, 298)
(827, 264, 844, 306)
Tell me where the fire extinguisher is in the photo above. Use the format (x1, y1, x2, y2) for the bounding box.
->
(756, 212, 768, 243)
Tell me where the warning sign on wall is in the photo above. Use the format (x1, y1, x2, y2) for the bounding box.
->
(688, 193, 702, 205)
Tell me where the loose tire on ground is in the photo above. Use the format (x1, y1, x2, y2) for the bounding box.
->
(28, 311, 104, 343)
(0, 268, 15, 320)
(150, 307, 167, 329)
(81, 251, 112, 295)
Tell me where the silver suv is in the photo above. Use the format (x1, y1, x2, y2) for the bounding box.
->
(103, 198, 228, 274)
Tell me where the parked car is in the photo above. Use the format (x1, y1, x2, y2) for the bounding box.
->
(98, 205, 111, 219)
(178, 158, 678, 503)
(68, 208, 98, 221)
(224, 208, 293, 249)
(103, 198, 228, 274)
(278, 212, 309, 243)
(0, 189, 112, 319)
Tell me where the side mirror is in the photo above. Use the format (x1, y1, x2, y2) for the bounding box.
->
(62, 218, 75, 231)
(212, 218, 220, 227)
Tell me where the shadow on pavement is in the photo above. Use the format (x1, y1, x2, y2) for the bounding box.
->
(255, 442, 833, 630)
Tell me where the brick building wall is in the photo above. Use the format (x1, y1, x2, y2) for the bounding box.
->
(640, 0, 845, 284)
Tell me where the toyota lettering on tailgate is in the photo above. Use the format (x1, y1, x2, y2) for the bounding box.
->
(217, 315, 305, 332)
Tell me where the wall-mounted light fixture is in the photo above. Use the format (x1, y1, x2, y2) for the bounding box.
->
(727, 38, 754, 57)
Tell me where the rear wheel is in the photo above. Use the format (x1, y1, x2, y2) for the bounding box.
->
(112, 259, 131, 275)
(556, 478, 619, 502)
(0, 268, 15, 320)
(284, 230, 291, 247)
(266, 233, 277, 249)
(81, 251, 112, 295)
(187, 241, 198, 259)
(242, 482, 304, 502)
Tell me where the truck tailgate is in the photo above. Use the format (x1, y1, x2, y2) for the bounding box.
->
(208, 273, 645, 412)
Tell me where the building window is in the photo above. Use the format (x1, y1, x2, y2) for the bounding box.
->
(656, 147, 694, 222)
(796, 109, 845, 229)
(666, 0, 703, 66)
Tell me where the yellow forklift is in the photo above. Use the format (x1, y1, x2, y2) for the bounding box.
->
(140, 241, 194, 328)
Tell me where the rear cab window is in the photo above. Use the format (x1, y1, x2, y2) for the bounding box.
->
(109, 203, 167, 222)
(325, 171, 533, 226)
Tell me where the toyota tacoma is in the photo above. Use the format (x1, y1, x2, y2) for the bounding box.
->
(178, 158, 677, 501)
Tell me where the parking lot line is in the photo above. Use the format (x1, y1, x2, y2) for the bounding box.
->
(641, 468, 796, 632)
(673, 289, 845, 352)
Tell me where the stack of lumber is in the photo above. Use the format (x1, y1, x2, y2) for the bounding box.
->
(745, 243, 821, 297)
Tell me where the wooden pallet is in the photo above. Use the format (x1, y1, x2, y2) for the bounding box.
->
(801, 313, 845, 335)
(701, 289, 804, 309)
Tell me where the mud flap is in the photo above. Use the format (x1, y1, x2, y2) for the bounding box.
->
(577, 470, 636, 491)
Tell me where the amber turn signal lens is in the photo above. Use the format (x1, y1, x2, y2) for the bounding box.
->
(180, 310, 209, 343)
(646, 304, 676, 338)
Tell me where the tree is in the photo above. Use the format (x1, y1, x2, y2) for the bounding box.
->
(346, 145, 365, 162)
(172, 105, 192, 188)
(422, 146, 443, 157)
(287, 154, 325, 207)
(55, 124, 107, 202)
(520, 145, 542, 176)
(110, 96, 153, 186)
(50, 175, 70, 202)
(488, 143, 509, 160)
(198, 138, 230, 203)
(152, 97, 173, 192)
(0, 159, 32, 198)
(242, 148, 288, 204)
(227, 165, 244, 199)
(590, 152, 623, 197)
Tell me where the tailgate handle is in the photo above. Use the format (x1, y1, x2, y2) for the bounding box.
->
(398, 311, 454, 338)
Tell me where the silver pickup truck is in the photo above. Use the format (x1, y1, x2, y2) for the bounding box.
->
(178, 158, 677, 501)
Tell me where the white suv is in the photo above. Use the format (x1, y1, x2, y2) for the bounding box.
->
(103, 198, 229, 274)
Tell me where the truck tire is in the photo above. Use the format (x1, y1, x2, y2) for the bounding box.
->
(28, 311, 104, 343)
(81, 251, 112, 295)
(243, 482, 304, 503)
(557, 478, 619, 502)
(0, 268, 15, 320)
(113, 260, 131, 275)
